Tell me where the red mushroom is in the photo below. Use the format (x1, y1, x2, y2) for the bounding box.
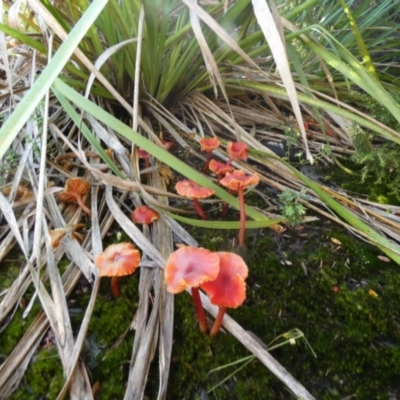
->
(226, 141, 249, 166)
(94, 242, 141, 298)
(58, 177, 91, 216)
(175, 180, 215, 221)
(200, 251, 248, 336)
(220, 170, 259, 246)
(209, 159, 234, 182)
(199, 137, 220, 172)
(131, 205, 159, 225)
(165, 246, 220, 333)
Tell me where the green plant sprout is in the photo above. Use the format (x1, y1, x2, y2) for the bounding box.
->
(278, 188, 307, 226)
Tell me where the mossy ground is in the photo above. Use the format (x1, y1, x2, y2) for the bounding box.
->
(1, 167, 400, 399)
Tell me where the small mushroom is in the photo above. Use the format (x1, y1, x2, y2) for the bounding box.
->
(131, 205, 159, 224)
(200, 251, 248, 336)
(199, 137, 220, 172)
(220, 170, 259, 246)
(165, 246, 220, 333)
(226, 141, 249, 165)
(58, 177, 91, 216)
(209, 159, 234, 182)
(175, 180, 215, 221)
(94, 242, 141, 298)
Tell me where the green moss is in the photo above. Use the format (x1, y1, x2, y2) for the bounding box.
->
(2, 180, 400, 399)
(8, 348, 64, 400)
(166, 220, 400, 399)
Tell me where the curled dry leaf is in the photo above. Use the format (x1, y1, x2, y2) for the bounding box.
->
(50, 223, 86, 248)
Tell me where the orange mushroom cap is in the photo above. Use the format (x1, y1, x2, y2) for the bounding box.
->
(199, 137, 220, 152)
(131, 205, 159, 224)
(58, 177, 91, 203)
(94, 243, 141, 277)
(165, 246, 220, 294)
(209, 160, 234, 176)
(227, 141, 249, 161)
(219, 170, 259, 192)
(175, 180, 215, 199)
(200, 252, 248, 308)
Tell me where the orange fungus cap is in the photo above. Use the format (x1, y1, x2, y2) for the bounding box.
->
(199, 137, 220, 152)
(131, 205, 159, 224)
(200, 251, 248, 308)
(175, 180, 215, 199)
(209, 160, 234, 176)
(219, 170, 259, 192)
(58, 177, 91, 202)
(94, 242, 141, 277)
(164, 246, 220, 294)
(227, 141, 249, 161)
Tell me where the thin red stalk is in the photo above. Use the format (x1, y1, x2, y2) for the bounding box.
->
(238, 187, 246, 246)
(191, 287, 207, 333)
(221, 189, 235, 217)
(210, 306, 226, 337)
(193, 198, 208, 220)
(75, 195, 92, 216)
(111, 276, 121, 298)
(203, 152, 212, 173)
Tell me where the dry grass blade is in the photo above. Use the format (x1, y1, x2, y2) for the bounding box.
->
(252, 0, 312, 163)
(56, 279, 101, 400)
(0, 192, 29, 259)
(105, 185, 165, 268)
(149, 168, 174, 400)
(124, 170, 174, 400)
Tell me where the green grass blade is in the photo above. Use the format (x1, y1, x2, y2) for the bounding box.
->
(0, 0, 109, 160)
(338, 0, 378, 80)
(161, 209, 284, 229)
(296, 26, 400, 129)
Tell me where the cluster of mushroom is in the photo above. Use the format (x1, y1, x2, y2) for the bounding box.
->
(175, 138, 259, 246)
(165, 246, 248, 337)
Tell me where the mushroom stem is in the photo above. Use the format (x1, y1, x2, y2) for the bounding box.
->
(111, 276, 121, 298)
(191, 287, 207, 333)
(221, 189, 235, 217)
(75, 195, 92, 216)
(202, 152, 212, 173)
(193, 198, 208, 220)
(238, 187, 246, 246)
(210, 306, 226, 337)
